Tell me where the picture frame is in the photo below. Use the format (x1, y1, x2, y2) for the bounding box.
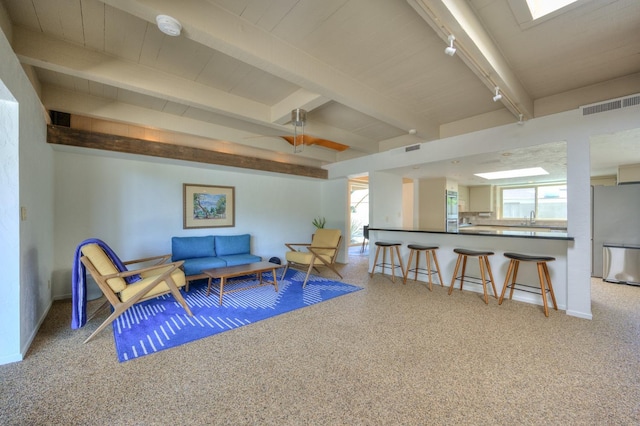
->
(183, 184, 235, 229)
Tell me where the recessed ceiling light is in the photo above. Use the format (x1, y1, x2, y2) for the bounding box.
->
(474, 167, 548, 180)
(501, 152, 512, 157)
(451, 160, 460, 164)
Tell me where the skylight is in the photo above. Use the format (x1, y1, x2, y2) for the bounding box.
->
(474, 167, 549, 180)
(526, 0, 578, 20)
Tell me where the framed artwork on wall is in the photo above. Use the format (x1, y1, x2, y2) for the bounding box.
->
(183, 184, 235, 229)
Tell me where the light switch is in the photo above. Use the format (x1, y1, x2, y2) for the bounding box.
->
(20, 206, 27, 221)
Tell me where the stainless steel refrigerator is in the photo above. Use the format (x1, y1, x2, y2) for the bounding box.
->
(591, 184, 640, 279)
(446, 190, 458, 232)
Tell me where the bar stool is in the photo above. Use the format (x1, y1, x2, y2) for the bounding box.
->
(448, 248, 497, 304)
(370, 241, 404, 282)
(403, 244, 443, 290)
(499, 252, 558, 317)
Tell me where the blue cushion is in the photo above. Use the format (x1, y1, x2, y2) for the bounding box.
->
(214, 234, 251, 256)
(182, 257, 226, 276)
(218, 254, 262, 267)
(172, 236, 215, 261)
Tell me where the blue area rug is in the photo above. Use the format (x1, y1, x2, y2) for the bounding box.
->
(112, 269, 362, 362)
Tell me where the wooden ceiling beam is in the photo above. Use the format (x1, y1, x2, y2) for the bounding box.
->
(47, 125, 328, 179)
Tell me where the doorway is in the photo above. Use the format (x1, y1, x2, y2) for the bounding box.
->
(348, 178, 369, 255)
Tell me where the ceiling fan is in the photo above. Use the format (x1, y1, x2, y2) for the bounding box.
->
(287, 108, 349, 153)
(280, 135, 348, 152)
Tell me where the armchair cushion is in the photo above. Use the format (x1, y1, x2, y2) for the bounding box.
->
(172, 236, 215, 261)
(81, 243, 127, 293)
(119, 266, 186, 302)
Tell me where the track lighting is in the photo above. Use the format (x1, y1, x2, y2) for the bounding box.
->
(444, 35, 456, 56)
(493, 87, 502, 102)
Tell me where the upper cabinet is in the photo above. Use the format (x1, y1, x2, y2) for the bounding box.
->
(458, 185, 469, 212)
(469, 185, 494, 212)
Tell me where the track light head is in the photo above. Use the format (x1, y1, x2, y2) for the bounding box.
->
(444, 35, 456, 56)
(493, 86, 502, 102)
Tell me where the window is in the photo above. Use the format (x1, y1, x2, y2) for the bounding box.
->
(501, 184, 567, 220)
(525, 0, 578, 20)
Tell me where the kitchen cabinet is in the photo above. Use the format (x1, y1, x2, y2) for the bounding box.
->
(458, 185, 469, 212)
(469, 185, 494, 212)
(418, 177, 458, 230)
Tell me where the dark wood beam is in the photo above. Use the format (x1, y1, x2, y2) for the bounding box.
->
(47, 125, 328, 179)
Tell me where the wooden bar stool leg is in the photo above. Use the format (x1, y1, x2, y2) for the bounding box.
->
(537, 263, 550, 317)
(484, 255, 498, 299)
(460, 256, 468, 291)
(542, 263, 558, 310)
(479, 257, 489, 304)
(499, 259, 515, 304)
(414, 251, 421, 282)
(403, 249, 415, 284)
(370, 245, 381, 277)
(431, 250, 444, 287)
(448, 254, 463, 295)
(508, 261, 520, 300)
(395, 245, 405, 279)
(382, 247, 389, 277)
(425, 250, 433, 291)
(388, 247, 395, 282)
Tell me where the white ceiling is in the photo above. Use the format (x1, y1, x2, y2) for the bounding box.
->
(2, 0, 639, 180)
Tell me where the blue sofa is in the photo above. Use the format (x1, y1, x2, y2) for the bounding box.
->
(171, 234, 261, 289)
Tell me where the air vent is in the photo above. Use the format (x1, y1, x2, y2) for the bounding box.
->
(623, 95, 640, 108)
(581, 94, 640, 116)
(405, 144, 420, 152)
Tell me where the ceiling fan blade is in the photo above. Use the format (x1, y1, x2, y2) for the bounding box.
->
(281, 135, 348, 152)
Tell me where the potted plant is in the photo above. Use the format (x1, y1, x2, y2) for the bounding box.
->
(312, 216, 326, 229)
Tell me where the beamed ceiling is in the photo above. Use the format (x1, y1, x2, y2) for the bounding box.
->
(2, 0, 640, 178)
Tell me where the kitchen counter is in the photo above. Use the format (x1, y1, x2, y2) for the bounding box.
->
(366, 227, 572, 313)
(368, 225, 572, 240)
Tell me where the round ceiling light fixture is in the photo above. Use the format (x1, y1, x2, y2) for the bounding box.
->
(156, 15, 182, 36)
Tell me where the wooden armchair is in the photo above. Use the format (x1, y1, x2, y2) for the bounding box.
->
(79, 243, 193, 343)
(281, 229, 343, 287)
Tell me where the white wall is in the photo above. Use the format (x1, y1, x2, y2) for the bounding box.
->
(51, 150, 327, 298)
(320, 177, 349, 263)
(0, 23, 53, 364)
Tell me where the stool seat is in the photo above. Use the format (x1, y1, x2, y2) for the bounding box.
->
(375, 241, 401, 247)
(407, 244, 439, 251)
(448, 248, 497, 304)
(403, 244, 443, 289)
(504, 252, 555, 262)
(370, 241, 404, 282)
(453, 248, 494, 257)
(499, 252, 558, 317)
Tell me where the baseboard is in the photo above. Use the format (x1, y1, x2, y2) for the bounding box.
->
(19, 299, 53, 361)
(566, 309, 593, 320)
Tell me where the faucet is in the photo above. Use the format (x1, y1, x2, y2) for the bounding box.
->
(529, 210, 536, 225)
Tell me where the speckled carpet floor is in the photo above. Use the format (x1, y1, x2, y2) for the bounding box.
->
(1, 248, 639, 425)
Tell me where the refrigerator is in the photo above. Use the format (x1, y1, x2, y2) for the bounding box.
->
(446, 190, 458, 233)
(591, 184, 640, 278)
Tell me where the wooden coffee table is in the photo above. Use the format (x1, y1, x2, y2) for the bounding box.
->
(203, 261, 283, 305)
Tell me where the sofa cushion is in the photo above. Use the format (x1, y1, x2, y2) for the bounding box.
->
(218, 254, 262, 267)
(172, 236, 215, 261)
(214, 234, 251, 256)
(182, 256, 227, 276)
